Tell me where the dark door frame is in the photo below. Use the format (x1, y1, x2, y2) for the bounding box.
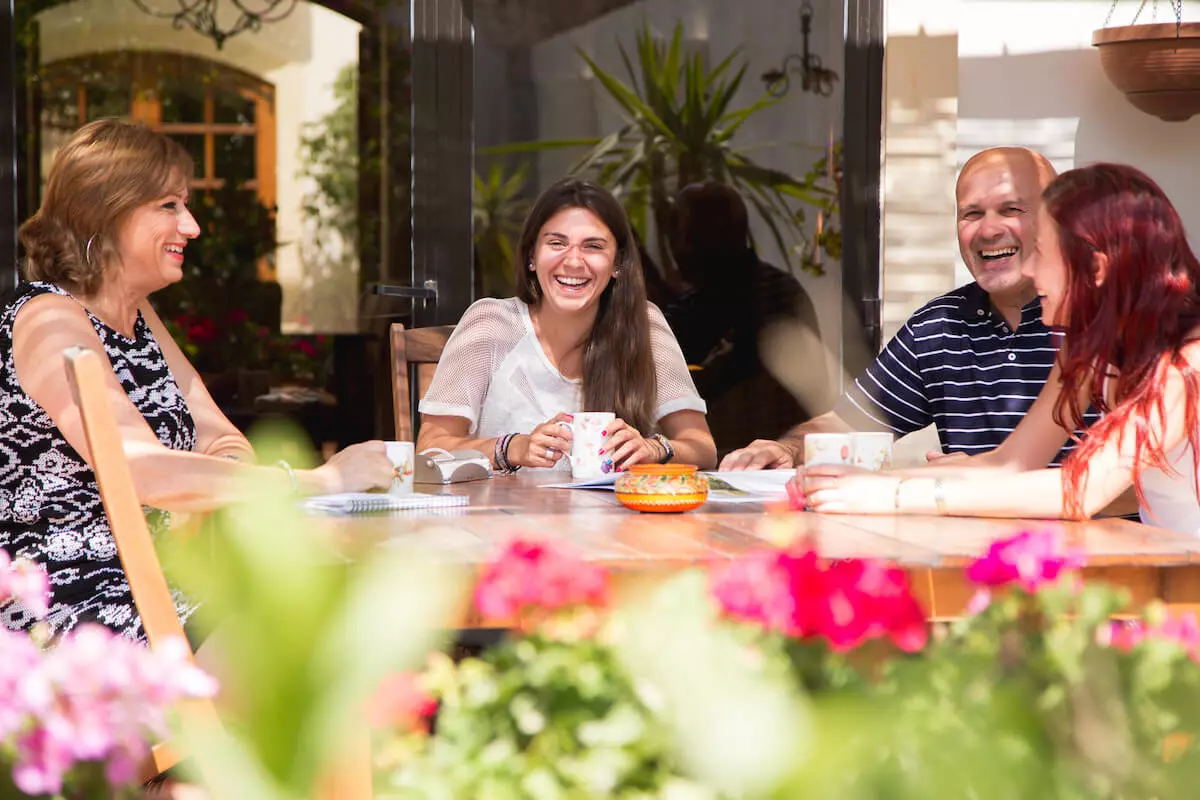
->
(0, 0, 17, 287)
(841, 0, 885, 378)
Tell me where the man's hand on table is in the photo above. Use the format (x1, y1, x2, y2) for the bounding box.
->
(718, 439, 798, 471)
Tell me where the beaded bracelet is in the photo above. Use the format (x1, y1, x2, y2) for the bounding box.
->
(494, 432, 521, 473)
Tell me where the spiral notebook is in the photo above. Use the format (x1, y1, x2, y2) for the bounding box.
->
(303, 491, 469, 515)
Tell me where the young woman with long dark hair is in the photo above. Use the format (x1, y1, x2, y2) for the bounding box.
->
(800, 163, 1200, 534)
(418, 178, 716, 472)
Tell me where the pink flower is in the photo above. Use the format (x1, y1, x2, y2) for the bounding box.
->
(710, 548, 928, 653)
(966, 588, 992, 616)
(474, 538, 609, 620)
(12, 727, 75, 797)
(369, 673, 438, 732)
(966, 530, 1084, 592)
(710, 548, 811, 637)
(2, 555, 50, 619)
(1, 623, 219, 793)
(1107, 620, 1145, 652)
(1109, 613, 1200, 662)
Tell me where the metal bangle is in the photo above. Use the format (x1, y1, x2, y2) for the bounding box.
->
(894, 477, 909, 513)
(275, 459, 299, 494)
(932, 478, 949, 516)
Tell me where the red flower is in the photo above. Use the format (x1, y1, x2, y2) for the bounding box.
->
(292, 339, 318, 359)
(966, 530, 1084, 593)
(474, 538, 609, 620)
(186, 317, 218, 345)
(369, 673, 437, 732)
(226, 309, 249, 326)
(711, 547, 928, 652)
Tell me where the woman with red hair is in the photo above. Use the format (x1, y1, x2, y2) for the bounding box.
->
(801, 162, 1200, 534)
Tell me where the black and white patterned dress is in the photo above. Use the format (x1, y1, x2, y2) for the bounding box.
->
(0, 281, 199, 641)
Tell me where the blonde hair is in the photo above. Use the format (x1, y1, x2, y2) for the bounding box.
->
(18, 119, 193, 294)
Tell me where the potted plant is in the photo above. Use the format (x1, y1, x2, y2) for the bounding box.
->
(376, 528, 1200, 798)
(486, 22, 841, 280)
(1093, 3, 1200, 121)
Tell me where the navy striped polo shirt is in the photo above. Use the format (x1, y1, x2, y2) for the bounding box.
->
(835, 282, 1096, 463)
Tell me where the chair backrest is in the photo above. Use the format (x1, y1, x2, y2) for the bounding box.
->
(65, 346, 197, 649)
(63, 346, 224, 783)
(390, 323, 454, 441)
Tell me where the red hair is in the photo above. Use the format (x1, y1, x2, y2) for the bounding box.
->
(1047, 163, 1200, 519)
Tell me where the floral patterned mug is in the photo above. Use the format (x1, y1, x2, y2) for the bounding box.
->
(559, 412, 617, 479)
(804, 433, 854, 466)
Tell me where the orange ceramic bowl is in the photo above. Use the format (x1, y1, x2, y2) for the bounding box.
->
(614, 464, 708, 513)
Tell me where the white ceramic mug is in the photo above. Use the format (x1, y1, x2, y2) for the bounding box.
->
(385, 441, 415, 494)
(851, 432, 894, 471)
(558, 412, 617, 479)
(803, 433, 854, 467)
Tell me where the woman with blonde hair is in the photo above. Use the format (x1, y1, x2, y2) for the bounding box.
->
(0, 119, 393, 641)
(418, 178, 716, 472)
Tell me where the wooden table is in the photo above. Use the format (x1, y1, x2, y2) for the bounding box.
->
(315, 472, 1200, 624)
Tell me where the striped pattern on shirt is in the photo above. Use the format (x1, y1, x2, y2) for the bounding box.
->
(834, 282, 1097, 464)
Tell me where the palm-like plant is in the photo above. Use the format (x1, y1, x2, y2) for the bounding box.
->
(564, 23, 839, 278)
(473, 161, 532, 297)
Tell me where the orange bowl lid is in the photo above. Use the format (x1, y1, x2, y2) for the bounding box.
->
(627, 463, 698, 476)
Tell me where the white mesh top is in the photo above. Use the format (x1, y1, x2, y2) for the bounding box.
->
(420, 297, 706, 466)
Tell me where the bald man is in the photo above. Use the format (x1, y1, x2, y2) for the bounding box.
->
(722, 146, 1098, 470)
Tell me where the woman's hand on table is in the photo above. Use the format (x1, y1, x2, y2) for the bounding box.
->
(605, 418, 658, 471)
(509, 413, 574, 469)
(314, 440, 395, 493)
(796, 464, 902, 515)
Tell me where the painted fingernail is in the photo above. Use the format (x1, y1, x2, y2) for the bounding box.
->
(565, 414, 574, 420)
(599, 448, 605, 455)
(601, 430, 608, 436)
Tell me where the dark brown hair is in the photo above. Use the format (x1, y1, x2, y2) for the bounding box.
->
(18, 119, 194, 295)
(1046, 164, 1200, 519)
(514, 178, 657, 432)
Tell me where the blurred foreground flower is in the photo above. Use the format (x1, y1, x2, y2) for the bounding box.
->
(710, 546, 927, 653)
(1, 551, 217, 796)
(474, 537, 609, 625)
(966, 528, 1083, 592)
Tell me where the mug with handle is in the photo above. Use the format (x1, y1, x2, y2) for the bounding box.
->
(557, 412, 617, 479)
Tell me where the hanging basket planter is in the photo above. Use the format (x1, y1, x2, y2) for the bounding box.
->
(1092, 22, 1200, 122)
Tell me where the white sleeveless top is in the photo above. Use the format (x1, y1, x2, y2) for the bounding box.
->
(1138, 440, 1200, 535)
(1095, 371, 1200, 535)
(419, 298, 706, 470)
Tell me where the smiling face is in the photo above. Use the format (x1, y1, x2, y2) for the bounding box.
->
(956, 151, 1051, 305)
(1022, 205, 1069, 327)
(115, 175, 200, 294)
(530, 206, 617, 318)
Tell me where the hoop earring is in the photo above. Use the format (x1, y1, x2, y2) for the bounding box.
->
(85, 236, 97, 267)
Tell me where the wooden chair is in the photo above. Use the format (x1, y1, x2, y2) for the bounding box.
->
(390, 322, 454, 441)
(62, 346, 223, 787)
(67, 346, 378, 800)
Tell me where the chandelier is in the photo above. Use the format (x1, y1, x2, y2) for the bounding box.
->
(129, 0, 298, 49)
